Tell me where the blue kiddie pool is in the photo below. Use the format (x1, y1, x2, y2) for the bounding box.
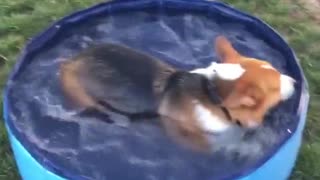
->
(3, 0, 309, 180)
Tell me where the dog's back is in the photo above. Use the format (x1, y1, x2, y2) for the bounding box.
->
(60, 43, 175, 114)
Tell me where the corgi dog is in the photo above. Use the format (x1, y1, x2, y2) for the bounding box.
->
(59, 36, 295, 151)
(192, 36, 295, 128)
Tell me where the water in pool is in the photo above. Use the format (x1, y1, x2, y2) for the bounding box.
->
(6, 8, 299, 180)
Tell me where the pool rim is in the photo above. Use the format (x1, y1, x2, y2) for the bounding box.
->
(2, 0, 310, 180)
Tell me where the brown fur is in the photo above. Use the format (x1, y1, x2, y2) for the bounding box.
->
(214, 36, 284, 127)
(159, 95, 210, 152)
(158, 78, 232, 151)
(159, 85, 241, 152)
(60, 58, 214, 151)
(59, 59, 114, 115)
(58, 37, 291, 152)
(60, 60, 97, 108)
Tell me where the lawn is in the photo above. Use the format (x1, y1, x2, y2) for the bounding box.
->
(0, 0, 319, 179)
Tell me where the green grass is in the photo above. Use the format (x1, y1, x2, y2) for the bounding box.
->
(0, 1, 104, 179)
(223, 1, 320, 179)
(0, 0, 319, 179)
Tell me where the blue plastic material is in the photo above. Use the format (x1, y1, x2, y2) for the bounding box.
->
(3, 0, 309, 180)
(5, 125, 65, 180)
(4, 93, 309, 180)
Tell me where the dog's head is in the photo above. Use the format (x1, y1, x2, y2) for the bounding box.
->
(210, 36, 295, 128)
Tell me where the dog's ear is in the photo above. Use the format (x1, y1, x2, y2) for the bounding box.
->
(215, 36, 240, 64)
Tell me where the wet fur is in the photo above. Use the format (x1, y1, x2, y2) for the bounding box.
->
(59, 36, 295, 151)
(59, 43, 225, 150)
(213, 36, 294, 127)
(59, 44, 176, 116)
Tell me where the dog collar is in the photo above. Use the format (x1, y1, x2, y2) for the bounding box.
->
(201, 77, 233, 122)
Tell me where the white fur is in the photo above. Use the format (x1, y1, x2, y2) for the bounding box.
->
(260, 64, 295, 101)
(190, 67, 216, 79)
(280, 74, 295, 100)
(246, 121, 259, 128)
(191, 62, 245, 81)
(193, 102, 232, 133)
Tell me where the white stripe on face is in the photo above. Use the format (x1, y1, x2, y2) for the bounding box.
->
(191, 62, 245, 81)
